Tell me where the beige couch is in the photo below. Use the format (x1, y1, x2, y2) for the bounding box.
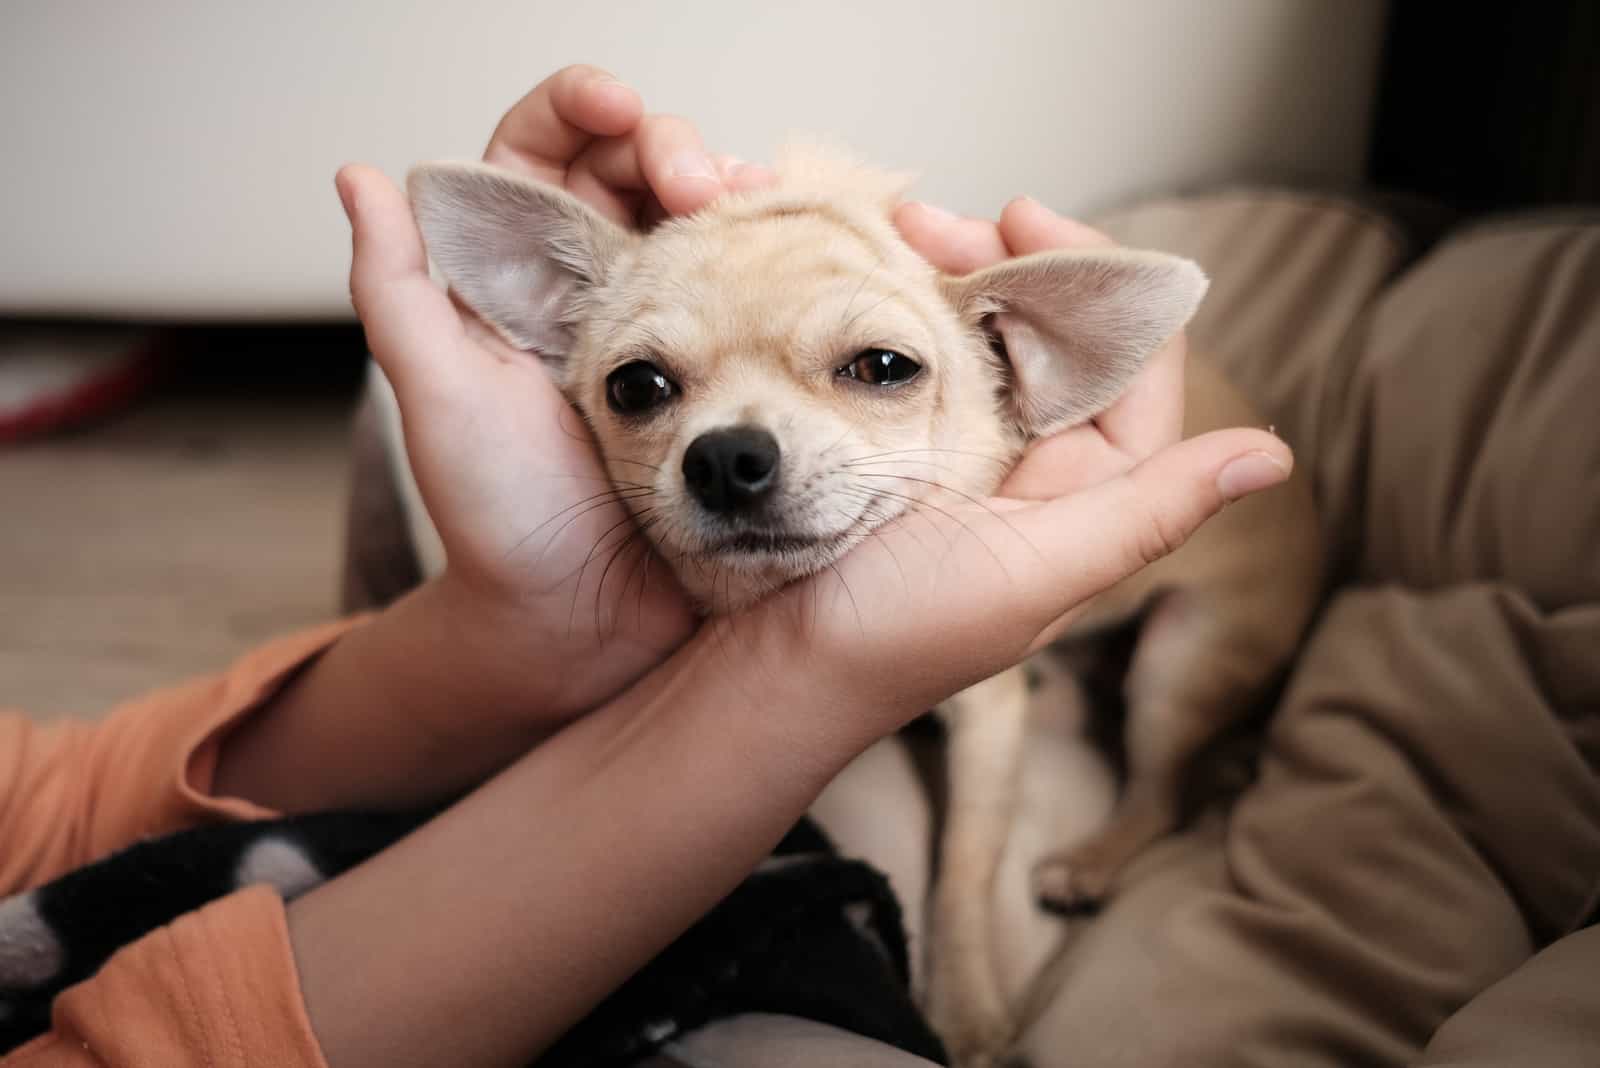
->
(344, 189, 1600, 1066)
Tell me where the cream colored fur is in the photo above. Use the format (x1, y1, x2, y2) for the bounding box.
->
(382, 146, 1322, 1067)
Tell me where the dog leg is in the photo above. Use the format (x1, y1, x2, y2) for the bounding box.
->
(811, 735, 935, 991)
(1034, 591, 1268, 909)
(925, 667, 1029, 1068)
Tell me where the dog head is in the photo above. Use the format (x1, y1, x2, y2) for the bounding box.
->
(408, 147, 1206, 611)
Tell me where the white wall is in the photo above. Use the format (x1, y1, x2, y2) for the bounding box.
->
(0, 0, 1388, 319)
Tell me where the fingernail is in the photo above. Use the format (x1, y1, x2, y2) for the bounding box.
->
(911, 200, 957, 221)
(1217, 451, 1289, 501)
(669, 151, 718, 180)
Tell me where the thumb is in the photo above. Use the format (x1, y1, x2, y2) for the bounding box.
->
(1015, 428, 1292, 641)
(335, 164, 471, 402)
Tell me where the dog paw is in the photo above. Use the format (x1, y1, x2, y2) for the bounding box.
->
(924, 977, 1014, 1068)
(1033, 849, 1117, 912)
(936, 1015, 1015, 1068)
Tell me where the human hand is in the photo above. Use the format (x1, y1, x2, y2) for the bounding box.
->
(726, 423, 1291, 756)
(482, 63, 776, 226)
(334, 67, 776, 719)
(892, 194, 1204, 646)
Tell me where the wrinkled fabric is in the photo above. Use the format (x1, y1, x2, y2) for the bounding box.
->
(1004, 197, 1600, 1067)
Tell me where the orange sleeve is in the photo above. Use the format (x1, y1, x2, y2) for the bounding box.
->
(4, 887, 330, 1068)
(0, 616, 364, 895)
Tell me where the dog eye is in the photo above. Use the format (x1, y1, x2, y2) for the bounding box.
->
(839, 349, 922, 386)
(607, 361, 677, 414)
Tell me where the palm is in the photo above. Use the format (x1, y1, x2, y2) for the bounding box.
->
(354, 191, 694, 707)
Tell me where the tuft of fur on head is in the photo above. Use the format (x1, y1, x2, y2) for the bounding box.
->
(768, 138, 917, 212)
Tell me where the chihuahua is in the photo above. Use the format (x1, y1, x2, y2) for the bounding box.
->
(392, 147, 1323, 1067)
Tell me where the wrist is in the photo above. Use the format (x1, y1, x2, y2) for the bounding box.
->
(215, 578, 565, 813)
(661, 616, 894, 785)
(435, 557, 696, 721)
(421, 570, 565, 718)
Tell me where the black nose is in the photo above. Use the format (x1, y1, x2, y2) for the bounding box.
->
(681, 426, 780, 514)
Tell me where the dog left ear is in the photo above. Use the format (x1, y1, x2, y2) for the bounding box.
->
(944, 249, 1208, 438)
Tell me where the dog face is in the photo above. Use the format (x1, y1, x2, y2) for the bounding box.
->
(409, 149, 1205, 611)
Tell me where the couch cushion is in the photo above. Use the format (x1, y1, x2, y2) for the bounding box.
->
(1014, 202, 1600, 1067)
(1318, 216, 1600, 601)
(1016, 584, 1600, 1068)
(1417, 925, 1600, 1068)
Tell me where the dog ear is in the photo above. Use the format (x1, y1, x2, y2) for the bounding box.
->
(944, 249, 1207, 438)
(406, 161, 636, 374)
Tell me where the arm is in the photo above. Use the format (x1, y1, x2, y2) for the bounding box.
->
(6, 636, 839, 1068)
(285, 632, 853, 1068)
(213, 66, 757, 814)
(0, 621, 357, 895)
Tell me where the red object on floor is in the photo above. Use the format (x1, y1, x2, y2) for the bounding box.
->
(0, 327, 168, 443)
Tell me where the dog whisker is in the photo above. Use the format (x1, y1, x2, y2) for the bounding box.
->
(595, 515, 661, 639)
(844, 480, 1014, 580)
(506, 486, 656, 563)
(836, 257, 883, 334)
(825, 560, 865, 637)
(834, 491, 909, 598)
(605, 456, 663, 474)
(845, 471, 1032, 555)
(841, 289, 897, 334)
(843, 447, 1010, 468)
(569, 507, 659, 639)
(526, 492, 657, 581)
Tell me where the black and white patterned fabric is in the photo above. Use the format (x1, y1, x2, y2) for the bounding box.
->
(0, 811, 945, 1065)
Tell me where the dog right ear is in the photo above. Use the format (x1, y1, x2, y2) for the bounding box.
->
(943, 248, 1207, 439)
(406, 162, 636, 374)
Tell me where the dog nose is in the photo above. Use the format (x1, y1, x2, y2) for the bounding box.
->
(682, 426, 780, 514)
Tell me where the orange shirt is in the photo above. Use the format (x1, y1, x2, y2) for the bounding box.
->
(1, 619, 361, 1067)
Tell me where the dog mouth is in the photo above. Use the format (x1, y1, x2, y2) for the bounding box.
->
(713, 530, 828, 555)
(695, 493, 895, 567)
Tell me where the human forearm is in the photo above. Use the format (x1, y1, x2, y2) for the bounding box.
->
(284, 629, 861, 1068)
(213, 576, 576, 813)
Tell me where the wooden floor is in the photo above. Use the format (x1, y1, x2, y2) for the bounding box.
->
(0, 329, 366, 718)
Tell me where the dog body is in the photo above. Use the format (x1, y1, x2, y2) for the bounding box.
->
(391, 148, 1321, 1066)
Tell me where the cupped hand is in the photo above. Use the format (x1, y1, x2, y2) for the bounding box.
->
(336, 67, 776, 719)
(482, 63, 776, 226)
(732, 426, 1292, 752)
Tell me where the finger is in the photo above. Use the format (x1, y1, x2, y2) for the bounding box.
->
(996, 195, 1185, 457)
(1012, 429, 1291, 625)
(893, 201, 1010, 274)
(997, 425, 1129, 500)
(633, 113, 725, 216)
(995, 196, 1115, 254)
(565, 135, 649, 225)
(483, 65, 642, 181)
(1093, 331, 1188, 460)
(337, 165, 472, 398)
